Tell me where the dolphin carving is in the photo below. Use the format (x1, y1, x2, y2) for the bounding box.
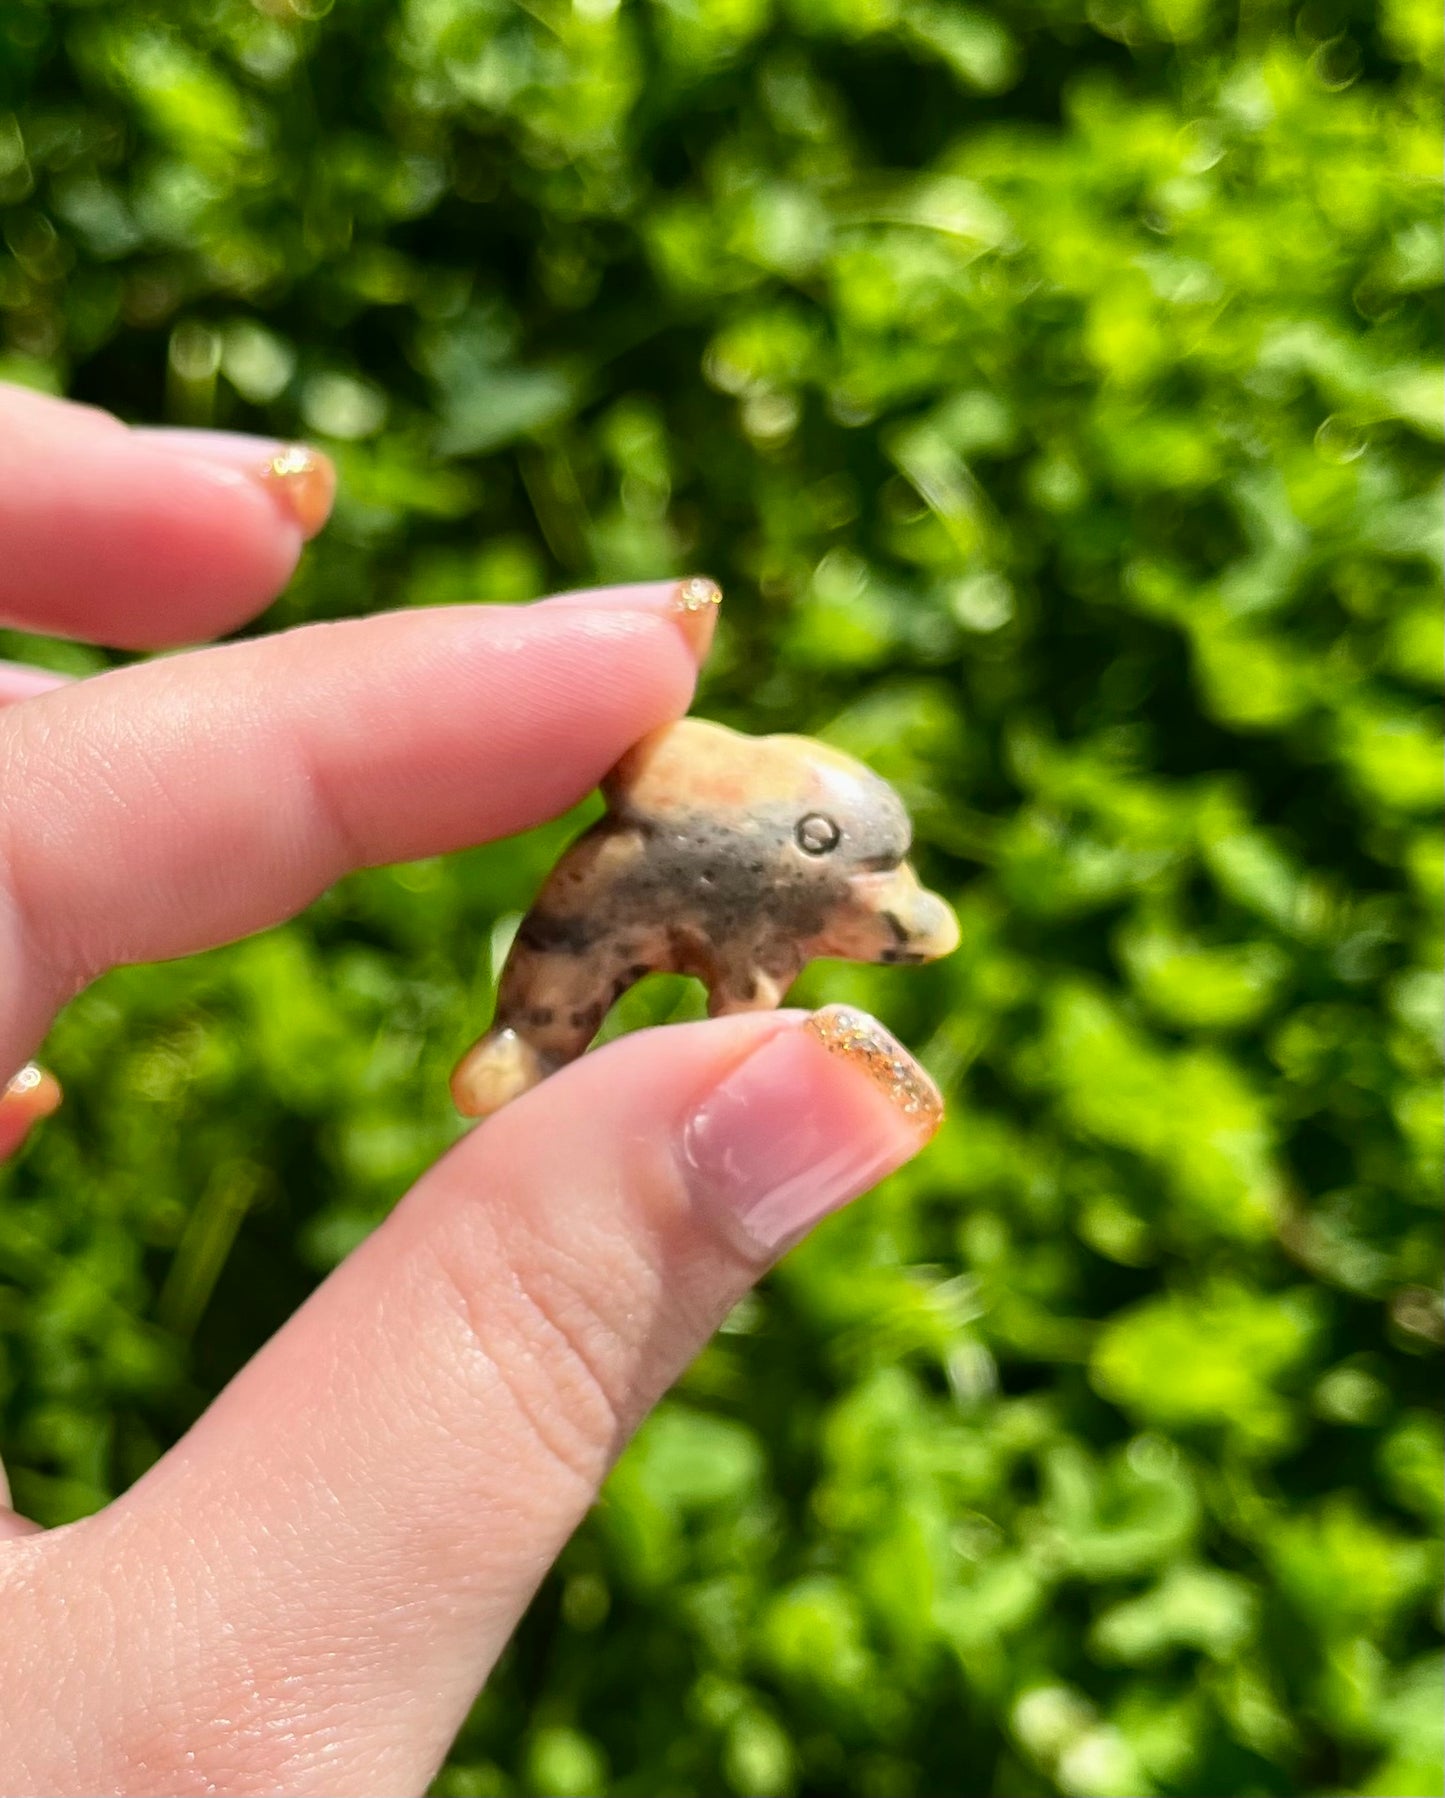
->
(451, 717, 959, 1116)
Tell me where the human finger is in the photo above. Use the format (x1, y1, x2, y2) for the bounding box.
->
(0, 662, 70, 707)
(0, 583, 713, 1069)
(9, 1006, 939, 1796)
(0, 383, 334, 648)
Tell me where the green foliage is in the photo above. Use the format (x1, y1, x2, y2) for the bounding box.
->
(1, 0, 1441, 1793)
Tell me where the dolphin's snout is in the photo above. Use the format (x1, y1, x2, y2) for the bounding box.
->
(900, 882, 962, 960)
(867, 863, 961, 962)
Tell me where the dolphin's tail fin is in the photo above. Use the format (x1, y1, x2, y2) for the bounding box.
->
(450, 1027, 553, 1118)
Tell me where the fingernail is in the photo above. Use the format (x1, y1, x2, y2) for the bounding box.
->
(0, 1064, 62, 1158)
(682, 1004, 942, 1256)
(541, 575, 722, 662)
(258, 443, 336, 537)
(133, 428, 337, 539)
(0, 660, 70, 706)
(668, 575, 723, 659)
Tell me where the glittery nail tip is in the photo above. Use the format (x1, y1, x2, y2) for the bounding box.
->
(666, 575, 722, 658)
(805, 1005, 943, 1133)
(259, 444, 336, 537)
(3, 1063, 62, 1118)
(674, 575, 723, 616)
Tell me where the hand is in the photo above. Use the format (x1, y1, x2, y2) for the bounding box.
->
(0, 386, 943, 1796)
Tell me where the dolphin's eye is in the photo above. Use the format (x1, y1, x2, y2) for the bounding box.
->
(795, 813, 841, 856)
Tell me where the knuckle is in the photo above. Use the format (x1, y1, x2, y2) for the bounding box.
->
(0, 711, 79, 993)
(292, 726, 374, 874)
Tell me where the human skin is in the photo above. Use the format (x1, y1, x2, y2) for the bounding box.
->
(0, 385, 944, 1795)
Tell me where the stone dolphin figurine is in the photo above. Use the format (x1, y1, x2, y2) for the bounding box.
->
(450, 716, 960, 1116)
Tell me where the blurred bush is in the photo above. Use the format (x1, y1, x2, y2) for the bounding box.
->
(1, 0, 1441, 1793)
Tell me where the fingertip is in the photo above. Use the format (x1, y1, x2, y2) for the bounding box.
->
(472, 1003, 937, 1264)
(678, 1005, 941, 1258)
(539, 574, 723, 666)
(136, 430, 337, 542)
(0, 395, 318, 647)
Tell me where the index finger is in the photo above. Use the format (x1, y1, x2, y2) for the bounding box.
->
(0, 384, 333, 648)
(0, 582, 718, 1072)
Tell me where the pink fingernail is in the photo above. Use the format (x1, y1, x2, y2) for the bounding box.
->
(0, 1064, 62, 1158)
(541, 575, 722, 662)
(132, 428, 337, 539)
(682, 1005, 942, 1256)
(0, 660, 70, 705)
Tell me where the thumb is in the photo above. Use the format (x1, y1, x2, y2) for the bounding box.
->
(10, 1007, 939, 1798)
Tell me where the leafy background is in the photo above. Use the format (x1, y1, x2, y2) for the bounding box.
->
(1, 0, 1441, 1792)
